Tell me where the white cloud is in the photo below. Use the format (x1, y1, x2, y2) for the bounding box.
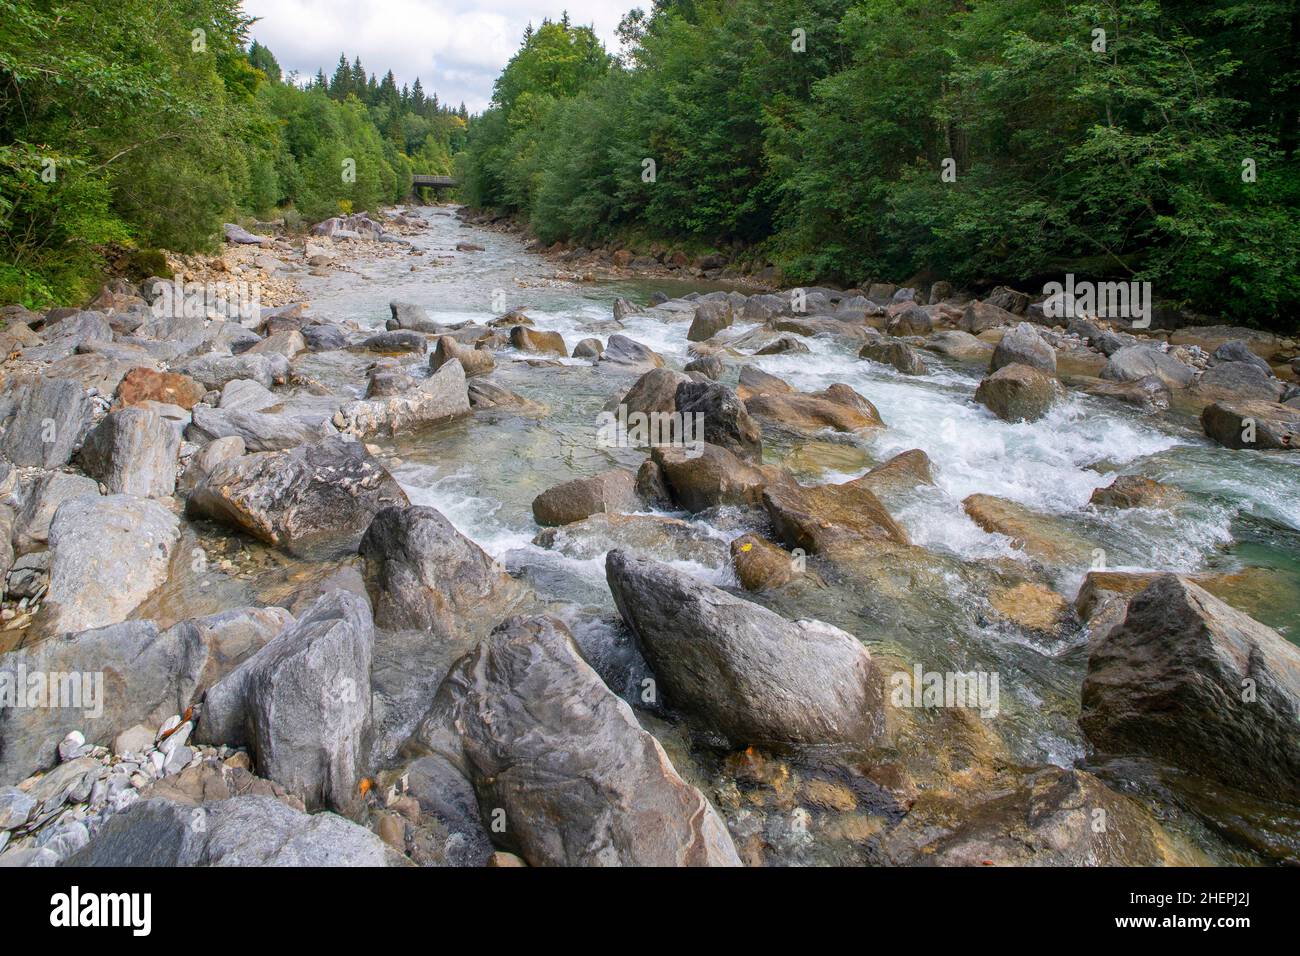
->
(241, 0, 634, 112)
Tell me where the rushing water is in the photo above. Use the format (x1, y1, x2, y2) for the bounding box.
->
(284, 205, 1299, 863)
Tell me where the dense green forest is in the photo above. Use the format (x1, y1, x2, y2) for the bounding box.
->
(462, 1, 1300, 328)
(0, 0, 467, 307)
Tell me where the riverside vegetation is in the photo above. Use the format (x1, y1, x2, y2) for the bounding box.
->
(0, 0, 1298, 869)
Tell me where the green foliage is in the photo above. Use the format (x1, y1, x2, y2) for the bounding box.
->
(461, 0, 1300, 328)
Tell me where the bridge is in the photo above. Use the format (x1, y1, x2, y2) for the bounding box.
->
(411, 174, 458, 197)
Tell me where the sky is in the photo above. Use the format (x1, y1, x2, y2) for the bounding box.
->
(241, 0, 635, 113)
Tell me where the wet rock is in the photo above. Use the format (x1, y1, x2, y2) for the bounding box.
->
(418, 615, 741, 866)
(1201, 400, 1299, 450)
(65, 794, 409, 866)
(509, 326, 566, 356)
(388, 301, 439, 332)
(606, 551, 885, 747)
(1189, 361, 1283, 404)
(532, 468, 641, 527)
(1100, 345, 1195, 390)
(360, 330, 427, 354)
(599, 334, 663, 369)
(744, 385, 884, 434)
(467, 380, 543, 412)
(614, 367, 690, 416)
(179, 353, 288, 391)
(651, 443, 771, 512)
(198, 591, 374, 813)
(430, 336, 494, 378)
(1089, 475, 1182, 509)
(42, 495, 179, 635)
(975, 363, 1063, 422)
(301, 323, 350, 352)
(988, 582, 1071, 635)
(861, 340, 927, 375)
(756, 335, 811, 356)
(1081, 575, 1300, 803)
(78, 405, 180, 497)
(735, 365, 794, 398)
(359, 505, 520, 633)
(1212, 340, 1272, 372)
(684, 355, 724, 379)
(853, 449, 935, 497)
(687, 300, 733, 342)
(730, 534, 796, 591)
(1080, 375, 1170, 411)
(12, 471, 100, 552)
(674, 380, 762, 462)
(113, 367, 205, 411)
(962, 494, 1092, 567)
(0, 378, 93, 468)
(572, 337, 603, 359)
(990, 322, 1056, 374)
(333, 359, 470, 439)
(874, 766, 1178, 866)
(762, 475, 909, 555)
(961, 300, 1016, 334)
(534, 513, 727, 567)
(187, 436, 409, 557)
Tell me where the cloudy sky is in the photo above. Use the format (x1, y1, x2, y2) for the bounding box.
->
(241, 0, 636, 113)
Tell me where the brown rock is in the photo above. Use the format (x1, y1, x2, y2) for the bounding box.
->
(509, 325, 566, 356)
(1089, 475, 1183, 509)
(763, 477, 909, 555)
(730, 533, 795, 591)
(531, 468, 641, 526)
(114, 367, 206, 411)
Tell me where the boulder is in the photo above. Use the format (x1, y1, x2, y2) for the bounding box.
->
(187, 436, 409, 557)
(1081, 575, 1300, 802)
(1189, 361, 1282, 404)
(572, 337, 603, 359)
(744, 386, 884, 433)
(1080, 375, 1170, 411)
(11, 471, 100, 552)
(1089, 475, 1182, 509)
(219, 378, 278, 412)
(961, 300, 1016, 334)
(42, 495, 179, 635)
(1100, 345, 1195, 389)
(365, 369, 418, 398)
(1201, 400, 1299, 450)
(66, 795, 408, 867)
(0, 378, 93, 468)
(975, 363, 1063, 422)
(0, 606, 291, 785)
(687, 300, 733, 342)
(77, 406, 180, 497)
(962, 494, 1092, 567)
(179, 353, 288, 391)
(853, 449, 935, 497)
(735, 365, 794, 398)
(861, 340, 927, 375)
(755, 335, 811, 355)
(333, 359, 470, 439)
(223, 223, 271, 245)
(245, 329, 306, 360)
(614, 367, 690, 417)
(359, 505, 519, 634)
(360, 330, 427, 354)
(418, 615, 740, 866)
(113, 367, 205, 411)
(388, 301, 440, 333)
(762, 476, 909, 555)
(651, 443, 770, 512)
(922, 330, 993, 361)
(187, 405, 331, 452)
(673, 380, 762, 462)
(730, 534, 796, 591)
(531, 469, 641, 527)
(599, 334, 663, 369)
(198, 591, 374, 813)
(178, 435, 244, 493)
(684, 355, 724, 379)
(990, 322, 1056, 374)
(301, 323, 350, 352)
(430, 336, 494, 378)
(509, 326, 566, 356)
(606, 551, 885, 747)
(886, 306, 932, 337)
(1212, 340, 1272, 372)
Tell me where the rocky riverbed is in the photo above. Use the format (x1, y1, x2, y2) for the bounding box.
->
(0, 204, 1297, 867)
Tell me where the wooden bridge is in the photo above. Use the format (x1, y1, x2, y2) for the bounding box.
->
(411, 174, 457, 195)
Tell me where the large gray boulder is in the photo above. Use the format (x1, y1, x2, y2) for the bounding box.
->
(417, 615, 741, 866)
(178, 353, 288, 391)
(188, 405, 331, 451)
(605, 550, 885, 747)
(531, 469, 641, 527)
(65, 795, 409, 866)
(198, 591, 375, 813)
(0, 378, 93, 467)
(359, 505, 520, 633)
(387, 300, 441, 333)
(1100, 345, 1195, 389)
(332, 359, 470, 439)
(1189, 361, 1283, 404)
(990, 322, 1056, 374)
(0, 607, 291, 785)
(687, 300, 733, 342)
(77, 405, 180, 497)
(12, 471, 100, 552)
(42, 495, 179, 635)
(187, 436, 409, 557)
(598, 334, 663, 369)
(1081, 575, 1300, 802)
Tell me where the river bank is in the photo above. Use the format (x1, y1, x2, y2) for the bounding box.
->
(0, 203, 1297, 867)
